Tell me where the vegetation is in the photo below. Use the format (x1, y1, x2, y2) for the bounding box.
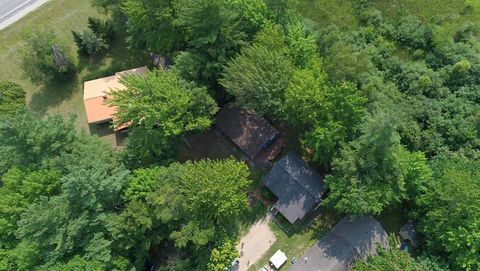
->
(107, 69, 218, 167)
(0, 81, 26, 117)
(72, 18, 114, 56)
(353, 238, 448, 271)
(20, 29, 76, 84)
(0, 0, 479, 270)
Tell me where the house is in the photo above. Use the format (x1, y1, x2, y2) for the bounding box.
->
(215, 104, 279, 160)
(289, 216, 389, 271)
(83, 66, 148, 131)
(262, 151, 326, 224)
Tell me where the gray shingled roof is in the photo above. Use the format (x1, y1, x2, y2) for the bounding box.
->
(263, 151, 326, 224)
(289, 216, 389, 271)
(215, 105, 278, 159)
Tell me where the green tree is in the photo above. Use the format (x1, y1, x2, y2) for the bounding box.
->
(0, 81, 26, 118)
(16, 165, 130, 267)
(0, 168, 61, 249)
(44, 256, 106, 271)
(265, 0, 299, 25)
(72, 29, 108, 56)
(146, 159, 251, 248)
(207, 238, 239, 271)
(324, 109, 430, 215)
(108, 69, 218, 167)
(174, 0, 249, 88)
(72, 18, 114, 56)
(285, 23, 318, 68)
(122, 0, 185, 55)
(20, 29, 75, 84)
(353, 238, 447, 271)
(282, 62, 329, 127)
(0, 112, 77, 174)
(283, 62, 366, 166)
(221, 26, 294, 116)
(416, 155, 480, 271)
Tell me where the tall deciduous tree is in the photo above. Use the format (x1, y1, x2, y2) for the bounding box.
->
(0, 112, 77, 174)
(221, 26, 294, 116)
(416, 155, 480, 271)
(108, 69, 218, 167)
(0, 168, 61, 249)
(353, 240, 447, 271)
(324, 108, 431, 216)
(122, 0, 185, 55)
(283, 61, 366, 166)
(174, 0, 248, 88)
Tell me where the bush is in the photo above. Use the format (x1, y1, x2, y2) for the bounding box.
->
(0, 81, 26, 117)
(395, 15, 432, 50)
(20, 29, 76, 84)
(73, 29, 108, 55)
(72, 17, 114, 56)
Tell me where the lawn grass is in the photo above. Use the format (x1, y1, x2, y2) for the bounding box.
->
(374, 0, 480, 38)
(298, 0, 359, 31)
(0, 0, 148, 145)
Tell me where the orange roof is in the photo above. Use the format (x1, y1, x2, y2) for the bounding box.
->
(83, 66, 148, 125)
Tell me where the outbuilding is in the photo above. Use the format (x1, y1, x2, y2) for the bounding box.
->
(83, 66, 148, 131)
(215, 104, 280, 160)
(262, 151, 326, 224)
(289, 216, 389, 271)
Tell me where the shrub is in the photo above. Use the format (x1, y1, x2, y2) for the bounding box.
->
(72, 17, 114, 56)
(395, 15, 432, 50)
(20, 29, 76, 84)
(73, 29, 108, 55)
(0, 81, 26, 117)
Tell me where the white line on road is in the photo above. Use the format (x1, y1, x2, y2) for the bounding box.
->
(0, 0, 34, 21)
(0, 0, 50, 30)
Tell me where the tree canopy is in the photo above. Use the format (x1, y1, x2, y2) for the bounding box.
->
(108, 69, 218, 167)
(416, 155, 480, 271)
(0, 81, 26, 118)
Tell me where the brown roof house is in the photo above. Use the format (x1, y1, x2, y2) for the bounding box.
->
(215, 104, 280, 161)
(83, 66, 148, 131)
(289, 216, 389, 271)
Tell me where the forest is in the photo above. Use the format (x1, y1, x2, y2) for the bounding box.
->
(0, 0, 479, 270)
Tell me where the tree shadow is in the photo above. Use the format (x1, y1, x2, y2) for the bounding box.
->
(29, 77, 79, 115)
(78, 32, 150, 82)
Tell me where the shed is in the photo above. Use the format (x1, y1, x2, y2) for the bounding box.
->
(270, 250, 287, 269)
(83, 66, 148, 130)
(262, 151, 326, 224)
(215, 105, 279, 160)
(288, 216, 389, 271)
(399, 221, 420, 247)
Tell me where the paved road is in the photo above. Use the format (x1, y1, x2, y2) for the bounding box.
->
(0, 0, 49, 30)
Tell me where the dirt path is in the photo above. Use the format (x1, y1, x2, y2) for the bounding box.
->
(237, 218, 276, 271)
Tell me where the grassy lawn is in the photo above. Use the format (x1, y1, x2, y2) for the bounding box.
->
(0, 0, 148, 145)
(374, 0, 480, 38)
(248, 209, 340, 271)
(298, 0, 359, 31)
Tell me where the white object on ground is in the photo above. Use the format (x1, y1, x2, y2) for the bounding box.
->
(270, 250, 287, 269)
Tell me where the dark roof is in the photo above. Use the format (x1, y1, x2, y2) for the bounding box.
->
(399, 221, 420, 247)
(289, 216, 389, 271)
(215, 105, 278, 159)
(263, 151, 326, 223)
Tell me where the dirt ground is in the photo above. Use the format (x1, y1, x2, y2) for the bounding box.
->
(236, 217, 276, 271)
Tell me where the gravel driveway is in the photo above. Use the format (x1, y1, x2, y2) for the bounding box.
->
(236, 218, 276, 271)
